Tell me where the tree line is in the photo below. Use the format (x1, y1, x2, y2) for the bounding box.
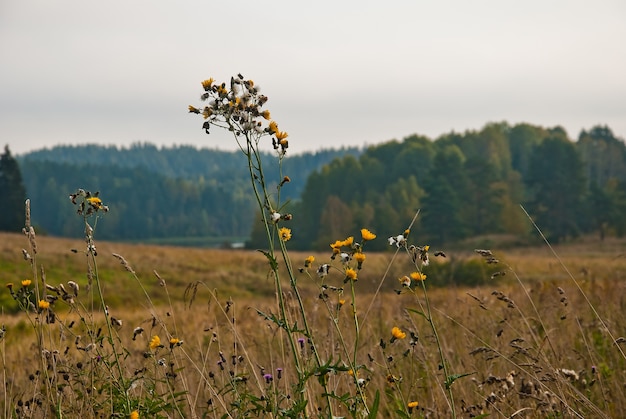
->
(251, 123, 626, 250)
(3, 123, 626, 249)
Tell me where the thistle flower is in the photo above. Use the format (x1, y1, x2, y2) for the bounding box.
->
(361, 228, 376, 241)
(263, 373, 273, 384)
(278, 227, 292, 241)
(149, 335, 161, 350)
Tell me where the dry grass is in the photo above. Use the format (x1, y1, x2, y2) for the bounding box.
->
(3, 230, 626, 417)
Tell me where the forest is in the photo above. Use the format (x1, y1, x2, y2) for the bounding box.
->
(10, 122, 626, 249)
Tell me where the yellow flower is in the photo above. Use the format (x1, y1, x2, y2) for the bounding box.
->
(354, 253, 366, 263)
(343, 236, 354, 247)
(188, 105, 200, 113)
(360, 228, 376, 241)
(423, 245, 430, 252)
(407, 401, 419, 410)
(87, 196, 103, 210)
(410, 272, 427, 281)
(304, 255, 315, 267)
(276, 131, 289, 140)
(130, 410, 140, 419)
(202, 107, 212, 119)
(169, 338, 181, 348)
(201, 78, 214, 90)
(338, 299, 346, 306)
(261, 110, 271, 120)
(268, 121, 279, 134)
(149, 335, 161, 350)
(38, 300, 50, 310)
(279, 227, 292, 242)
(21, 279, 32, 287)
(391, 326, 406, 340)
(345, 267, 357, 281)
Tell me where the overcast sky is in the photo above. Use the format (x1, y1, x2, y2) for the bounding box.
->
(1, 1, 625, 156)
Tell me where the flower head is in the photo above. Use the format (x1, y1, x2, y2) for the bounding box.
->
(410, 272, 427, 281)
(391, 326, 407, 340)
(361, 228, 376, 241)
(130, 411, 139, 419)
(149, 335, 161, 350)
(304, 255, 315, 268)
(278, 227, 292, 241)
(21, 279, 32, 287)
(169, 337, 183, 348)
(38, 300, 50, 310)
(345, 267, 357, 282)
(201, 78, 214, 90)
(317, 264, 330, 278)
(407, 401, 419, 412)
(399, 275, 411, 287)
(354, 252, 366, 269)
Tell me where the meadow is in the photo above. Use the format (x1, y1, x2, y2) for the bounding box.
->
(2, 229, 626, 418)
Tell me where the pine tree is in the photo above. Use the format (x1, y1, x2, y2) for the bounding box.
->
(0, 145, 27, 232)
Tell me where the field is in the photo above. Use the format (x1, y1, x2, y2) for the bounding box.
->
(2, 230, 626, 418)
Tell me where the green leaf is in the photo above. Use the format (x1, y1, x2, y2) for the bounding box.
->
(367, 390, 380, 419)
(257, 249, 278, 271)
(445, 371, 476, 389)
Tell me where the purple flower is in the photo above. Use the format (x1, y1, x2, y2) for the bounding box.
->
(263, 373, 273, 384)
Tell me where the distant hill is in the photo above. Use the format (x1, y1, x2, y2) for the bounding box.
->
(17, 143, 361, 245)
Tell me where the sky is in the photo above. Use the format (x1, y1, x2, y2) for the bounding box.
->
(1, 1, 625, 156)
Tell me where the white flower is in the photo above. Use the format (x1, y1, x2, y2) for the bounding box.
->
(388, 235, 406, 248)
(270, 212, 281, 223)
(317, 264, 330, 278)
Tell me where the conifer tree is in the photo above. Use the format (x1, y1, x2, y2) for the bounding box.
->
(0, 145, 27, 232)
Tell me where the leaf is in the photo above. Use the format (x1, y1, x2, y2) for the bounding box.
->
(367, 390, 380, 419)
(406, 308, 427, 320)
(445, 371, 476, 389)
(257, 249, 278, 271)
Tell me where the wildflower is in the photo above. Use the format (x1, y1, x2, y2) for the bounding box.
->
(67, 281, 79, 296)
(361, 228, 376, 241)
(278, 227, 292, 241)
(188, 105, 200, 113)
(201, 78, 214, 90)
(268, 121, 279, 134)
(270, 211, 281, 223)
(6, 283, 13, 291)
(337, 299, 346, 311)
(410, 272, 427, 281)
(304, 255, 315, 268)
(391, 326, 407, 341)
(276, 368, 283, 379)
(279, 176, 291, 186)
(317, 264, 330, 278)
(343, 236, 354, 247)
(345, 267, 357, 282)
(354, 252, 366, 268)
(261, 109, 271, 120)
(38, 300, 50, 310)
(407, 401, 419, 413)
(21, 279, 32, 287)
(276, 131, 289, 141)
(340, 252, 351, 264)
(130, 410, 139, 419)
(87, 196, 103, 210)
(133, 327, 144, 340)
(263, 373, 273, 383)
(170, 338, 183, 348)
(298, 338, 305, 349)
(149, 335, 161, 350)
(399, 275, 411, 287)
(388, 235, 406, 248)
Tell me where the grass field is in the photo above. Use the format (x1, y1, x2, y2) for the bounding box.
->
(3, 230, 626, 418)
